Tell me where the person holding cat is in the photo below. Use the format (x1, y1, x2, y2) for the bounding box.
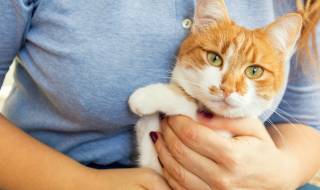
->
(0, 0, 319, 190)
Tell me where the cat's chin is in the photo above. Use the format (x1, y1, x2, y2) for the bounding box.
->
(198, 102, 258, 118)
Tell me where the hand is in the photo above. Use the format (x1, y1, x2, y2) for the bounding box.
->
(154, 115, 300, 190)
(85, 168, 171, 190)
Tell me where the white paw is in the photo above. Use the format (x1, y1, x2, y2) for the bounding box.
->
(129, 88, 160, 116)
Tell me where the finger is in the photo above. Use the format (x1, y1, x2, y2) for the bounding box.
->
(161, 122, 224, 187)
(154, 134, 210, 190)
(163, 169, 187, 190)
(162, 115, 234, 163)
(197, 113, 272, 141)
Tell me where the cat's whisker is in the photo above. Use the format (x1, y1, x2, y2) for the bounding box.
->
(268, 108, 318, 150)
(264, 119, 289, 149)
(274, 108, 316, 133)
(276, 99, 300, 115)
(235, 106, 289, 148)
(276, 107, 303, 125)
(271, 109, 300, 128)
(267, 108, 314, 145)
(268, 108, 300, 129)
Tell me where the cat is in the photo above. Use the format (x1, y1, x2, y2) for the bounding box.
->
(128, 0, 302, 173)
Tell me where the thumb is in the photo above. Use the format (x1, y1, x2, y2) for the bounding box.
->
(197, 112, 272, 141)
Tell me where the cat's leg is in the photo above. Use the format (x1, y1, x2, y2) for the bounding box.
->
(129, 83, 198, 119)
(135, 114, 162, 173)
(131, 83, 198, 173)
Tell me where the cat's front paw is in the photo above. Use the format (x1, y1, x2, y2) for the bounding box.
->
(129, 88, 160, 117)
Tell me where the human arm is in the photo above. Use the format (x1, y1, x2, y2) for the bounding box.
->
(0, 114, 171, 190)
(0, 114, 90, 190)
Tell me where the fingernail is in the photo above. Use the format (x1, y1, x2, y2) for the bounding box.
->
(150, 132, 158, 144)
(198, 110, 213, 119)
(159, 112, 166, 120)
(158, 157, 164, 168)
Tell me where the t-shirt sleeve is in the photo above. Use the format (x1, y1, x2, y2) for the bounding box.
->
(268, 24, 320, 131)
(0, 0, 38, 86)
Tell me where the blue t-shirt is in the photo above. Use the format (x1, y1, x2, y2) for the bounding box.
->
(0, 0, 319, 166)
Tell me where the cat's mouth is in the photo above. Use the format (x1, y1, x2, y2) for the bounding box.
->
(197, 107, 214, 117)
(197, 101, 241, 118)
(214, 100, 239, 109)
(197, 103, 216, 116)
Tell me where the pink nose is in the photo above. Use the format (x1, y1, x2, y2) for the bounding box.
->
(223, 91, 231, 97)
(220, 85, 234, 97)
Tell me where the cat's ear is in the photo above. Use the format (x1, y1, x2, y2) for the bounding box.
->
(192, 0, 230, 32)
(263, 13, 302, 54)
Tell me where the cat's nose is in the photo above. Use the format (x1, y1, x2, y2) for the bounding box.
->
(223, 91, 231, 97)
(220, 84, 235, 97)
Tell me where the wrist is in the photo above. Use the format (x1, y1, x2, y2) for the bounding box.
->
(64, 164, 101, 190)
(73, 166, 120, 190)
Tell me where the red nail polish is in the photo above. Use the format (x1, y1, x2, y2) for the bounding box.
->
(150, 132, 158, 144)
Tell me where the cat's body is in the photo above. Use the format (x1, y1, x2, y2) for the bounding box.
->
(129, 0, 302, 173)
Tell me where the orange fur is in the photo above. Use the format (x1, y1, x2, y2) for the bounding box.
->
(177, 19, 289, 100)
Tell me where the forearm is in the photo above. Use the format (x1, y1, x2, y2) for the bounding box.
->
(0, 115, 92, 190)
(268, 123, 320, 186)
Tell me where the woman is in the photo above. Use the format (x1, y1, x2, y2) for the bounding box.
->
(0, 0, 319, 189)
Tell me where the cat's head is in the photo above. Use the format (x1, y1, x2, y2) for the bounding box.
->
(172, 0, 302, 118)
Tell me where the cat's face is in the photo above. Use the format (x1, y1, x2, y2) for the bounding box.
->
(172, 0, 302, 118)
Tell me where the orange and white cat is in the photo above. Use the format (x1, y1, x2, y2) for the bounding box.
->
(129, 0, 302, 173)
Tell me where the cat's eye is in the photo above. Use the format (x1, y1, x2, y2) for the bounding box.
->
(245, 65, 264, 79)
(207, 52, 223, 67)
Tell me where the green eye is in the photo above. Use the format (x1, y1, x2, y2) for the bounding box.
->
(245, 65, 264, 79)
(207, 52, 223, 67)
